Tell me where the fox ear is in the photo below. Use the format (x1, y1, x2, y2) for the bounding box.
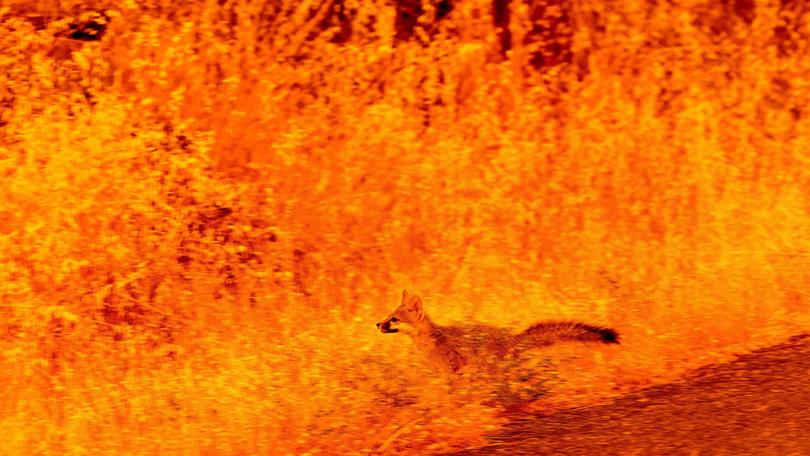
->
(401, 289, 409, 304)
(405, 295, 422, 312)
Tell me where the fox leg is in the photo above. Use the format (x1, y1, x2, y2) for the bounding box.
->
(445, 349, 465, 373)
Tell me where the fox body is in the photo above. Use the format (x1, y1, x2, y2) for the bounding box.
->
(376, 290, 619, 373)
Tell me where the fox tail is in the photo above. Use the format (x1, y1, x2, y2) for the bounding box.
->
(515, 321, 619, 349)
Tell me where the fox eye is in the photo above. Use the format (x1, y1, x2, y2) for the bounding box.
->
(391, 317, 398, 322)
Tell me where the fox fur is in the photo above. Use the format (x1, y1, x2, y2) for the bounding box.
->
(376, 290, 619, 373)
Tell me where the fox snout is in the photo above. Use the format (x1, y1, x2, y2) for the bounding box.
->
(376, 317, 399, 333)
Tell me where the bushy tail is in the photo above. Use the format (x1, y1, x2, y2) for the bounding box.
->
(515, 321, 619, 349)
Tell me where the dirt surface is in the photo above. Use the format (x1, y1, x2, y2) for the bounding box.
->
(447, 334, 810, 455)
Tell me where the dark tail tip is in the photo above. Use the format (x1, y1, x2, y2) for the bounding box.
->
(600, 328, 620, 344)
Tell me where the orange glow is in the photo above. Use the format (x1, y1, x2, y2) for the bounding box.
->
(1, 1, 809, 454)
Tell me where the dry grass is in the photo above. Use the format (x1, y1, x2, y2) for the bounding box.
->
(2, 0, 810, 454)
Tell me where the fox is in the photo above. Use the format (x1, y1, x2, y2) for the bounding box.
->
(376, 290, 619, 373)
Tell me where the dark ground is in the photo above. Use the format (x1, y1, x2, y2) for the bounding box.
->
(446, 334, 810, 455)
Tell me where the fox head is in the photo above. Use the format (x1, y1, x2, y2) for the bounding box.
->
(376, 289, 427, 334)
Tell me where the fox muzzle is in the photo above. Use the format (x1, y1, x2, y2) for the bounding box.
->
(376, 318, 399, 333)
